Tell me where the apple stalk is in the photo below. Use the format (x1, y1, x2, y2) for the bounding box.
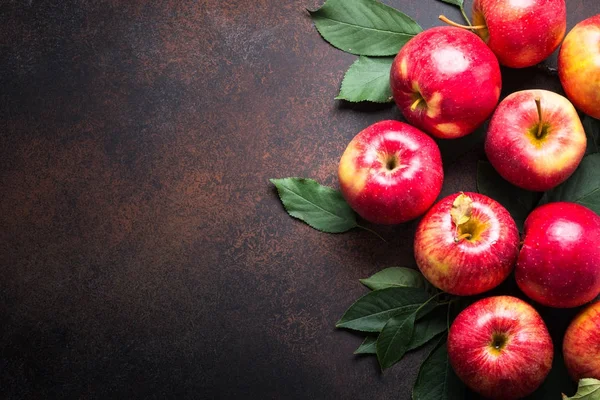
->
(438, 15, 485, 31)
(535, 97, 544, 138)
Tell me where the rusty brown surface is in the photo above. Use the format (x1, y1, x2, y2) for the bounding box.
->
(0, 0, 594, 398)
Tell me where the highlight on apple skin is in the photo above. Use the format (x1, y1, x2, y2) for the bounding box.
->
(516, 202, 600, 308)
(338, 120, 443, 225)
(485, 89, 586, 192)
(472, 0, 566, 68)
(414, 192, 519, 296)
(559, 14, 600, 119)
(390, 26, 501, 139)
(563, 301, 600, 381)
(448, 296, 553, 400)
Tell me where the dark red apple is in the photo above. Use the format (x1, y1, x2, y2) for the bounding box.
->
(563, 301, 600, 381)
(472, 0, 566, 68)
(338, 120, 443, 224)
(516, 202, 600, 308)
(448, 296, 553, 400)
(414, 192, 519, 295)
(485, 89, 586, 192)
(390, 26, 501, 139)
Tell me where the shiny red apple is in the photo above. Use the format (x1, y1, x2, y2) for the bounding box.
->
(390, 26, 501, 139)
(448, 296, 553, 400)
(559, 14, 600, 119)
(472, 0, 566, 68)
(338, 120, 443, 224)
(485, 89, 586, 192)
(516, 202, 600, 308)
(414, 192, 519, 295)
(563, 301, 600, 381)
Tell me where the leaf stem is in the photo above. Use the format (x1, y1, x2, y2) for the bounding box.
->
(460, 6, 472, 27)
(357, 225, 388, 243)
(416, 292, 446, 315)
(439, 15, 484, 30)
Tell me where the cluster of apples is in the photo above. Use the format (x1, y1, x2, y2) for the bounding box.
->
(338, 0, 600, 398)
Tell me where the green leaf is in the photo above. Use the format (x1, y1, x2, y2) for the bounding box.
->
(412, 335, 465, 400)
(377, 301, 438, 369)
(354, 335, 377, 354)
(538, 154, 600, 215)
(336, 56, 394, 103)
(438, 0, 463, 6)
(562, 378, 600, 399)
(583, 115, 600, 155)
(309, 0, 422, 56)
(476, 161, 542, 231)
(336, 287, 430, 332)
(407, 305, 448, 351)
(354, 305, 448, 356)
(360, 267, 426, 291)
(271, 178, 358, 233)
(377, 308, 418, 369)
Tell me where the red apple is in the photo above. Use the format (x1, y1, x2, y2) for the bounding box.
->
(485, 89, 586, 192)
(338, 120, 443, 224)
(563, 301, 600, 381)
(414, 192, 519, 295)
(516, 202, 600, 308)
(448, 296, 553, 400)
(472, 0, 566, 68)
(390, 26, 501, 139)
(559, 15, 600, 119)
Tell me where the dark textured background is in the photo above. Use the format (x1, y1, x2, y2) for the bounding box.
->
(0, 0, 596, 399)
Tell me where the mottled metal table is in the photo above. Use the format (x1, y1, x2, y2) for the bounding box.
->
(1, 0, 597, 398)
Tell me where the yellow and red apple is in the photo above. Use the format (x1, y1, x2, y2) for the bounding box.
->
(485, 89, 586, 192)
(414, 192, 519, 295)
(338, 120, 443, 225)
(516, 202, 600, 308)
(448, 296, 553, 400)
(390, 26, 501, 139)
(559, 14, 600, 118)
(563, 301, 600, 381)
(472, 0, 566, 68)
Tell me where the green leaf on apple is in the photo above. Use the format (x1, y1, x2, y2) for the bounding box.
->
(477, 160, 542, 231)
(583, 115, 600, 155)
(412, 335, 466, 400)
(336, 287, 430, 332)
(354, 335, 377, 354)
(270, 177, 358, 233)
(539, 153, 600, 215)
(562, 378, 600, 400)
(309, 0, 422, 56)
(360, 267, 426, 290)
(336, 56, 394, 103)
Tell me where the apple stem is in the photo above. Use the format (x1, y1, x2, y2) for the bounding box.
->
(535, 97, 544, 138)
(410, 98, 423, 111)
(454, 232, 472, 243)
(439, 15, 485, 30)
